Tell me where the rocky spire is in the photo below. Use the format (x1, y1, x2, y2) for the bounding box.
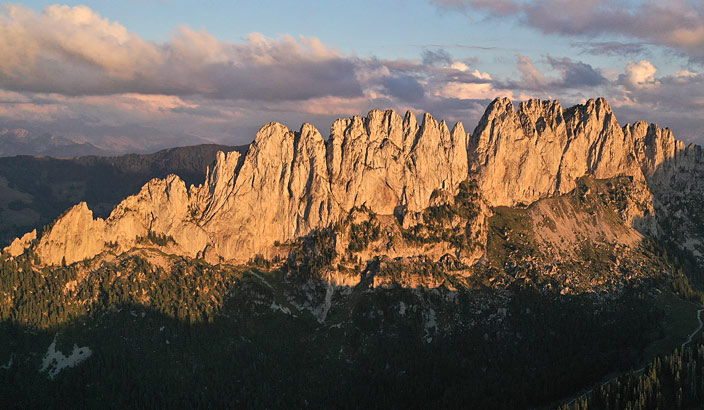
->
(625, 121, 686, 176)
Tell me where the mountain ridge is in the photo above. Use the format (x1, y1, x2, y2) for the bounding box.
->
(5, 97, 696, 275)
(0, 128, 107, 158)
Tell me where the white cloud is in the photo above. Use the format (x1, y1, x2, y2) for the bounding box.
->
(450, 62, 469, 72)
(0, 5, 361, 101)
(435, 82, 512, 100)
(0, 4, 161, 79)
(622, 60, 658, 88)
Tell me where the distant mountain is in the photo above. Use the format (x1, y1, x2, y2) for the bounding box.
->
(0, 128, 108, 157)
(0, 143, 247, 246)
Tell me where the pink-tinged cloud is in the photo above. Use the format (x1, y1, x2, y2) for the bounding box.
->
(0, 5, 362, 101)
(621, 60, 659, 88)
(0, 4, 702, 150)
(516, 55, 548, 90)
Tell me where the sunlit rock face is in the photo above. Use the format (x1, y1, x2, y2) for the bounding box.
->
(36, 175, 210, 265)
(24, 97, 691, 266)
(33, 109, 471, 265)
(471, 97, 644, 207)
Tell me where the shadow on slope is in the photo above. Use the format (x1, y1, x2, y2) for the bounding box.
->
(639, 143, 704, 304)
(0, 249, 666, 410)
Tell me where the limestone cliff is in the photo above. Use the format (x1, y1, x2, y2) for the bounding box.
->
(626, 121, 686, 177)
(628, 122, 704, 264)
(3, 229, 36, 257)
(10, 97, 694, 268)
(30, 109, 471, 265)
(36, 175, 210, 265)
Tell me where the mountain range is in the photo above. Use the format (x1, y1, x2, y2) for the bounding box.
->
(2, 97, 704, 410)
(0, 124, 223, 158)
(13, 98, 703, 276)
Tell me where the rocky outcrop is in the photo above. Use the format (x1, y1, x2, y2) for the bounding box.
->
(328, 110, 469, 215)
(629, 123, 704, 263)
(3, 229, 36, 257)
(626, 121, 686, 177)
(36, 175, 210, 265)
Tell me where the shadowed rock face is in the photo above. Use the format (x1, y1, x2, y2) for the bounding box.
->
(17, 98, 691, 266)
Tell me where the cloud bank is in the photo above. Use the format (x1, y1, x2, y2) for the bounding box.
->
(0, 3, 702, 152)
(0, 5, 362, 100)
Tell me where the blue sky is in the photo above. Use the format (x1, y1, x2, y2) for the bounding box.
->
(1, 1, 703, 152)
(18, 0, 673, 75)
(18, 1, 504, 56)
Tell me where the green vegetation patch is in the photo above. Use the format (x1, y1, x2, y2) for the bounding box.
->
(284, 225, 338, 279)
(402, 179, 481, 251)
(560, 342, 704, 410)
(345, 205, 381, 252)
(485, 205, 534, 271)
(0, 252, 242, 328)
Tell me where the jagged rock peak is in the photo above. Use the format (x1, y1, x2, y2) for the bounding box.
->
(3, 229, 36, 258)
(565, 97, 612, 116)
(471, 97, 643, 207)
(36, 202, 105, 265)
(326, 108, 470, 214)
(487, 96, 514, 113)
(517, 99, 564, 129)
(475, 97, 613, 130)
(403, 110, 418, 127)
(251, 121, 294, 148)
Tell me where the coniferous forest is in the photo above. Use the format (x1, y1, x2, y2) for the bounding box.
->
(560, 344, 704, 410)
(1, 248, 697, 410)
